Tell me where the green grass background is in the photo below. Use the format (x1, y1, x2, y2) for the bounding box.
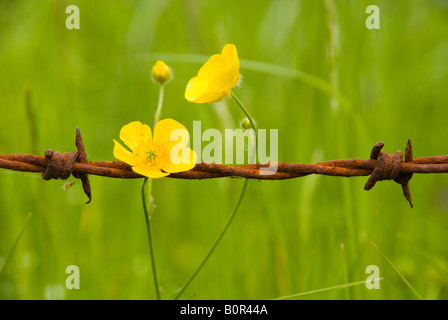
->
(1, 0, 448, 300)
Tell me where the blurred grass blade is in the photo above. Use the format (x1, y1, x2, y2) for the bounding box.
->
(0, 212, 32, 278)
(240, 59, 339, 98)
(274, 278, 383, 300)
(24, 87, 38, 155)
(397, 232, 448, 281)
(340, 243, 351, 300)
(143, 52, 209, 64)
(371, 242, 423, 300)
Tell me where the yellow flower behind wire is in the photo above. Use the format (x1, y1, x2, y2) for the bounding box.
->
(185, 44, 240, 103)
(113, 119, 197, 178)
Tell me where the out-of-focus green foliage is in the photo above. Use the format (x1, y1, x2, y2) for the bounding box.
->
(1, 0, 448, 299)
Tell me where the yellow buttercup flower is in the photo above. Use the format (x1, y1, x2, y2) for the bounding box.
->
(113, 119, 197, 178)
(152, 60, 172, 85)
(185, 44, 240, 103)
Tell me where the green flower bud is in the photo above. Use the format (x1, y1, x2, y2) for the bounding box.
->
(241, 117, 252, 130)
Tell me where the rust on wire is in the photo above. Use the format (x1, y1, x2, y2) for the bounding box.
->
(1, 127, 448, 207)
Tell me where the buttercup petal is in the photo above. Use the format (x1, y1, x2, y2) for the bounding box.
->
(185, 76, 208, 102)
(213, 65, 239, 89)
(229, 60, 240, 87)
(185, 76, 227, 103)
(132, 166, 170, 179)
(221, 44, 237, 64)
(161, 148, 197, 173)
(219, 44, 240, 87)
(113, 139, 137, 166)
(153, 118, 189, 148)
(120, 121, 152, 151)
(198, 54, 227, 80)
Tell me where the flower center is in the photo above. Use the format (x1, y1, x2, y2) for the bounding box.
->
(145, 149, 158, 163)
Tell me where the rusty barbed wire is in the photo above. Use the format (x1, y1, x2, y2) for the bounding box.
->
(1, 127, 448, 207)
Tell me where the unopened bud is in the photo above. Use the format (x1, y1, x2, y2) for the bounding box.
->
(151, 60, 172, 85)
(241, 117, 252, 130)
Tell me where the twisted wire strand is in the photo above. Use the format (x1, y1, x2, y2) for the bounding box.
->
(1, 128, 448, 207)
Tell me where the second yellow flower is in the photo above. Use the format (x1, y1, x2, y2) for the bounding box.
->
(185, 44, 240, 104)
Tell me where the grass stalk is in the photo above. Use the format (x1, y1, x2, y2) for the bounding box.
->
(173, 178, 249, 300)
(274, 278, 383, 300)
(371, 242, 423, 300)
(0, 212, 32, 279)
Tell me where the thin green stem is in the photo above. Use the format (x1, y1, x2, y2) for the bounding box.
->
(173, 179, 250, 300)
(230, 90, 257, 132)
(247, 129, 256, 164)
(154, 84, 165, 127)
(140, 80, 167, 299)
(141, 177, 161, 299)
